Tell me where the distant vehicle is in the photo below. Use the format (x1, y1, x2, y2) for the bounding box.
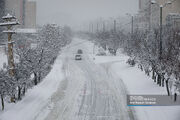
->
(96, 48, 106, 56)
(96, 51, 106, 56)
(75, 54, 82, 60)
(77, 49, 83, 54)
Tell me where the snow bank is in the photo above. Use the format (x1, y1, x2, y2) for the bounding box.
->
(112, 61, 166, 94)
(0, 54, 64, 120)
(111, 59, 180, 120)
(94, 56, 128, 64)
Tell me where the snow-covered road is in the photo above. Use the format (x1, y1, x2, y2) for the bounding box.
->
(43, 38, 136, 120)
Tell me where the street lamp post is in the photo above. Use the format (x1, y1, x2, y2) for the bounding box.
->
(126, 13, 134, 35)
(159, 5, 163, 60)
(131, 16, 134, 35)
(151, 0, 172, 60)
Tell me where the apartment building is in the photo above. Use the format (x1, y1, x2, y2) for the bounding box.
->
(138, 0, 180, 29)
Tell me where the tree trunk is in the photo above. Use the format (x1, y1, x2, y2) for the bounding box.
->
(145, 69, 150, 76)
(10, 95, 16, 103)
(174, 93, 177, 102)
(159, 75, 161, 86)
(114, 49, 117, 56)
(1, 95, 4, 111)
(153, 70, 157, 82)
(22, 87, 26, 96)
(157, 74, 161, 86)
(147, 70, 150, 76)
(162, 76, 164, 87)
(152, 70, 155, 80)
(154, 74, 157, 82)
(18, 86, 21, 100)
(38, 72, 41, 82)
(140, 65, 143, 71)
(34, 72, 38, 85)
(166, 79, 170, 96)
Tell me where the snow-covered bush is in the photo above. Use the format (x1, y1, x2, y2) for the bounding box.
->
(126, 58, 136, 66)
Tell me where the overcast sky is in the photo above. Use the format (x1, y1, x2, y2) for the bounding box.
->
(37, 0, 139, 28)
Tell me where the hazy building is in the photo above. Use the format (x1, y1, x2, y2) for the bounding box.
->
(166, 13, 180, 28)
(4, 0, 36, 28)
(139, 0, 150, 12)
(151, 0, 180, 28)
(5, 0, 25, 26)
(0, 0, 5, 43)
(25, 1, 36, 28)
(0, 0, 5, 21)
(138, 0, 151, 31)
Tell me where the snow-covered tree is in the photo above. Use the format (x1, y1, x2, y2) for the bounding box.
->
(86, 20, 180, 99)
(0, 24, 72, 110)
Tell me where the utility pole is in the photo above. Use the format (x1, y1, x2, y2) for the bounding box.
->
(89, 23, 91, 33)
(148, 0, 152, 31)
(96, 22, 99, 33)
(126, 13, 134, 35)
(114, 20, 117, 32)
(103, 21, 106, 32)
(91, 23, 94, 33)
(131, 16, 134, 35)
(0, 14, 19, 76)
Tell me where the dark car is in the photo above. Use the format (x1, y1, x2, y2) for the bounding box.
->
(75, 54, 82, 60)
(77, 49, 83, 54)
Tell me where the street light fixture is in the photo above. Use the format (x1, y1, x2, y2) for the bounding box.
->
(151, 0, 172, 7)
(166, 1, 172, 5)
(151, 0, 156, 4)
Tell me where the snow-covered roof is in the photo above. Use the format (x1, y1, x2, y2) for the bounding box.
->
(2, 13, 16, 20)
(16, 28, 37, 33)
(0, 21, 20, 26)
(3, 30, 16, 33)
(1, 28, 37, 34)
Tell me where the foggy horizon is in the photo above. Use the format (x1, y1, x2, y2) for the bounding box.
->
(37, 0, 139, 29)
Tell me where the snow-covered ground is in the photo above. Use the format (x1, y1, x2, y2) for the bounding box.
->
(0, 53, 64, 120)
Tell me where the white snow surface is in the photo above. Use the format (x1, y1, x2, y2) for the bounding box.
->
(0, 54, 64, 120)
